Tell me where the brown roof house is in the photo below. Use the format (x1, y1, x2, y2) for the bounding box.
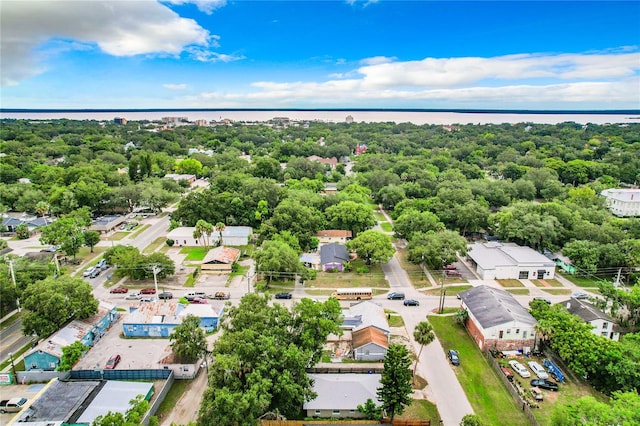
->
(200, 246, 241, 273)
(352, 327, 389, 361)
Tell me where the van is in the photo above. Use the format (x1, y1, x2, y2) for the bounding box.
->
(185, 291, 206, 301)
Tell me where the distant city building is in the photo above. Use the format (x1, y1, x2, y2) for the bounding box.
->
(600, 188, 640, 217)
(194, 119, 207, 126)
(355, 144, 368, 155)
(162, 116, 188, 126)
(113, 117, 127, 125)
(345, 115, 354, 123)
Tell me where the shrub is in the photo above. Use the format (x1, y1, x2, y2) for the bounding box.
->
(166, 239, 175, 247)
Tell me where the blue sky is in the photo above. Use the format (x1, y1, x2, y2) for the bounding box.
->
(1, 0, 639, 110)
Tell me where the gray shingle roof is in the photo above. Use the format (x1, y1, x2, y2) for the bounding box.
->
(459, 285, 536, 328)
(304, 373, 381, 410)
(559, 298, 617, 323)
(320, 242, 349, 265)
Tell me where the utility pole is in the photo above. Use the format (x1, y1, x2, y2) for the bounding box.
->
(438, 270, 445, 314)
(613, 268, 622, 287)
(9, 260, 21, 312)
(151, 264, 161, 300)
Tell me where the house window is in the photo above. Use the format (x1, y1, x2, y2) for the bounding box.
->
(499, 330, 504, 339)
(523, 331, 528, 339)
(602, 322, 609, 329)
(349, 410, 355, 414)
(332, 410, 340, 415)
(182, 366, 189, 372)
(519, 271, 529, 279)
(314, 410, 321, 415)
(601, 331, 608, 337)
(506, 329, 511, 334)
(515, 329, 520, 334)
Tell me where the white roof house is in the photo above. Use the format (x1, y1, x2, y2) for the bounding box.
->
(467, 242, 556, 280)
(560, 298, 621, 341)
(167, 226, 252, 247)
(601, 188, 640, 217)
(342, 301, 389, 334)
(303, 373, 381, 418)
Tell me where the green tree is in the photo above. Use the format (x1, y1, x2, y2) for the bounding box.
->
(413, 321, 435, 376)
(15, 223, 30, 239)
(347, 229, 394, 265)
(170, 314, 208, 363)
(254, 239, 302, 284)
(550, 391, 640, 426)
(357, 398, 382, 420)
(407, 230, 468, 270)
(393, 209, 445, 240)
(377, 343, 413, 422)
(175, 158, 204, 176)
(93, 394, 152, 426)
(39, 207, 91, 258)
(460, 414, 486, 426)
(194, 219, 214, 248)
(324, 200, 375, 236)
(22, 275, 98, 337)
(57, 341, 87, 371)
(83, 230, 101, 253)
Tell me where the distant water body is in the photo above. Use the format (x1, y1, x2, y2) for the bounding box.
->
(2, 109, 639, 125)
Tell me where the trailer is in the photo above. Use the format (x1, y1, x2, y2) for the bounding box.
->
(208, 291, 231, 300)
(543, 359, 565, 383)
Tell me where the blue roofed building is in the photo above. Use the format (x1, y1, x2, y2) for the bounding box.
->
(123, 301, 224, 337)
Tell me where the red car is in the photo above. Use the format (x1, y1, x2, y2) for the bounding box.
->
(443, 265, 457, 270)
(109, 286, 128, 294)
(105, 354, 121, 369)
(140, 288, 156, 294)
(190, 297, 208, 304)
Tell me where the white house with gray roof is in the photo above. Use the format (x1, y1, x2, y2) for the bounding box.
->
(560, 298, 621, 341)
(601, 188, 640, 217)
(167, 226, 252, 247)
(467, 242, 556, 280)
(459, 285, 537, 351)
(303, 373, 381, 418)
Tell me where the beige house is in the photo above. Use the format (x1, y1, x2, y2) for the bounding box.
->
(316, 230, 353, 245)
(200, 246, 241, 273)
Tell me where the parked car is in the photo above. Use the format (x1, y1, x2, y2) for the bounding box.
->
(403, 299, 420, 306)
(447, 349, 460, 366)
(125, 293, 141, 300)
(82, 267, 96, 277)
(533, 297, 551, 304)
(442, 264, 457, 270)
(445, 270, 463, 277)
(529, 387, 544, 401)
(89, 268, 101, 279)
(185, 291, 207, 301)
(509, 360, 531, 378)
(140, 296, 155, 302)
(387, 292, 405, 300)
(105, 354, 121, 369)
(528, 361, 549, 379)
(274, 292, 292, 299)
(109, 286, 128, 294)
(140, 288, 156, 294)
(571, 292, 589, 300)
(96, 259, 110, 270)
(158, 291, 173, 300)
(530, 379, 559, 391)
(0, 397, 28, 413)
(190, 297, 208, 304)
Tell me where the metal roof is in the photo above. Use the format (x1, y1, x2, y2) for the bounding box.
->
(304, 374, 381, 410)
(77, 380, 153, 424)
(459, 285, 536, 329)
(468, 242, 555, 269)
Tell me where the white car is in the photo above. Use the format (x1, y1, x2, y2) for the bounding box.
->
(528, 361, 549, 379)
(509, 360, 531, 378)
(125, 293, 141, 300)
(82, 267, 96, 277)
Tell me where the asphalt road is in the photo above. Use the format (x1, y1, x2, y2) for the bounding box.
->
(0, 319, 35, 366)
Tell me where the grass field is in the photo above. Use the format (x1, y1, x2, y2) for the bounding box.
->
(143, 237, 167, 254)
(497, 279, 525, 287)
(560, 274, 609, 289)
(531, 279, 563, 288)
(305, 264, 388, 289)
(506, 288, 530, 295)
(396, 398, 441, 424)
(180, 246, 209, 261)
(379, 222, 393, 232)
(374, 212, 386, 221)
(395, 248, 432, 288)
(429, 315, 529, 426)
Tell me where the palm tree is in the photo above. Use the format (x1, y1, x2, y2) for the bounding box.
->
(35, 201, 50, 224)
(195, 219, 213, 249)
(215, 222, 226, 246)
(413, 321, 435, 377)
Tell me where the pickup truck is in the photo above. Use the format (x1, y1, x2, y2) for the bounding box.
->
(0, 397, 28, 413)
(208, 291, 231, 300)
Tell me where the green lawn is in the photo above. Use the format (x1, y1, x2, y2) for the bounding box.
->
(531, 279, 563, 288)
(374, 212, 386, 221)
(180, 246, 209, 261)
(506, 288, 530, 295)
(396, 248, 432, 288)
(424, 285, 472, 297)
(429, 315, 529, 426)
(559, 273, 608, 289)
(396, 398, 440, 424)
(497, 279, 524, 287)
(379, 222, 393, 232)
(143, 237, 167, 254)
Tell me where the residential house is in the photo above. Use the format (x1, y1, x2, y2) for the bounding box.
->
(467, 241, 556, 280)
(600, 188, 640, 217)
(123, 301, 224, 337)
(304, 373, 382, 418)
(316, 230, 353, 245)
(352, 327, 389, 361)
(299, 252, 321, 270)
(164, 173, 197, 184)
(167, 226, 252, 247)
(320, 242, 350, 272)
(459, 285, 537, 351)
(1, 213, 51, 233)
(200, 246, 240, 273)
(24, 301, 118, 371)
(560, 298, 621, 341)
(307, 155, 338, 169)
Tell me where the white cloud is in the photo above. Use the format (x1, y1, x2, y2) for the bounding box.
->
(0, 0, 224, 86)
(164, 0, 226, 15)
(193, 51, 640, 107)
(163, 83, 188, 90)
(360, 56, 396, 66)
